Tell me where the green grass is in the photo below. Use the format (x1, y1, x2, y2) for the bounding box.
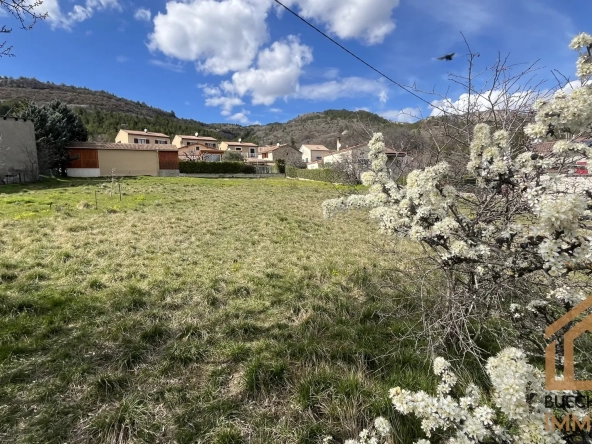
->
(0, 176, 433, 443)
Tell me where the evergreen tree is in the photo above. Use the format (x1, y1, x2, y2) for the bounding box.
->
(18, 101, 88, 174)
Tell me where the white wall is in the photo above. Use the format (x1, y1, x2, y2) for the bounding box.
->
(0, 118, 38, 180)
(67, 168, 100, 177)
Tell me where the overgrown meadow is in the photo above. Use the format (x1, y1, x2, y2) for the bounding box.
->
(0, 177, 435, 444)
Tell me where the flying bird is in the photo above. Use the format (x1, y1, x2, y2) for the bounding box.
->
(437, 53, 455, 61)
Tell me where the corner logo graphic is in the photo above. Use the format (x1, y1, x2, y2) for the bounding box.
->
(546, 295, 592, 390)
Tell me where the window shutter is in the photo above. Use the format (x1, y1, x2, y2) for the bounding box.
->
(134, 138, 138, 143)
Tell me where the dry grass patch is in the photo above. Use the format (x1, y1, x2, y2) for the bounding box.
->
(0, 177, 430, 443)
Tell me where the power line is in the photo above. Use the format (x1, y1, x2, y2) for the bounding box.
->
(273, 0, 436, 110)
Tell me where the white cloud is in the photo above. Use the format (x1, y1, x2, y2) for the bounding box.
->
(204, 95, 245, 114)
(297, 77, 387, 102)
(354, 107, 370, 112)
(429, 89, 538, 117)
(228, 110, 251, 124)
(227, 36, 313, 105)
(149, 59, 184, 73)
(381, 107, 421, 123)
(202, 35, 312, 118)
(285, 0, 400, 45)
(39, 0, 121, 30)
(226, 109, 260, 125)
(116, 55, 128, 63)
(134, 8, 151, 22)
(148, 0, 271, 75)
(270, 108, 282, 113)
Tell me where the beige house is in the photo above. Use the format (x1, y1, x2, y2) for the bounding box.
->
(178, 143, 223, 162)
(173, 134, 219, 149)
(0, 116, 38, 182)
(66, 142, 179, 177)
(258, 144, 302, 165)
(307, 141, 407, 177)
(300, 144, 331, 163)
(219, 140, 259, 159)
(115, 129, 171, 145)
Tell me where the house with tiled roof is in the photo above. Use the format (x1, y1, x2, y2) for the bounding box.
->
(115, 129, 171, 145)
(306, 138, 407, 178)
(219, 140, 259, 159)
(531, 138, 592, 175)
(66, 142, 178, 177)
(178, 143, 224, 162)
(299, 144, 332, 163)
(258, 143, 301, 164)
(172, 133, 219, 149)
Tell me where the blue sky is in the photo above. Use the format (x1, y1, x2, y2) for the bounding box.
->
(1, 0, 590, 125)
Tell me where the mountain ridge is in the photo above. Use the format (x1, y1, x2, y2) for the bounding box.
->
(0, 76, 411, 147)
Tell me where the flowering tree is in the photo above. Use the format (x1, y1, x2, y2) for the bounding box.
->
(323, 33, 592, 358)
(345, 349, 569, 444)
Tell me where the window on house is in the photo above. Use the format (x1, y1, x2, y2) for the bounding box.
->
(262, 153, 268, 159)
(134, 138, 138, 143)
(187, 142, 191, 146)
(249, 148, 256, 158)
(235, 147, 242, 151)
(136, 138, 148, 144)
(155, 140, 168, 144)
(316, 156, 322, 160)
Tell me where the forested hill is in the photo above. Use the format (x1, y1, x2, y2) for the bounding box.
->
(0, 76, 412, 145)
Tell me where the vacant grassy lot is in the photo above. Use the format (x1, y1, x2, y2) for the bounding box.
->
(0, 177, 432, 444)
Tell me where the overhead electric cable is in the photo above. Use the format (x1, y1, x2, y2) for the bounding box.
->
(273, 0, 437, 109)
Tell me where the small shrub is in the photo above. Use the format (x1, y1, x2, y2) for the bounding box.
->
(179, 161, 256, 174)
(77, 201, 92, 209)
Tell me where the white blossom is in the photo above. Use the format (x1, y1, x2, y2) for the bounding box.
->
(387, 349, 566, 444)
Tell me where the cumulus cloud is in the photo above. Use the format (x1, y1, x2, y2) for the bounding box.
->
(227, 36, 313, 105)
(381, 107, 422, 123)
(297, 77, 388, 102)
(228, 110, 252, 124)
(134, 8, 151, 22)
(148, 0, 271, 75)
(39, 0, 120, 29)
(204, 94, 245, 115)
(429, 89, 538, 117)
(226, 109, 260, 124)
(202, 36, 312, 115)
(116, 55, 128, 63)
(285, 0, 400, 44)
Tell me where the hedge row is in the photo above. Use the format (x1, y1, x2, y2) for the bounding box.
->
(179, 161, 256, 174)
(286, 166, 348, 183)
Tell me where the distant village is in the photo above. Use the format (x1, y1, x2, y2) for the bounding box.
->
(0, 117, 407, 180)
